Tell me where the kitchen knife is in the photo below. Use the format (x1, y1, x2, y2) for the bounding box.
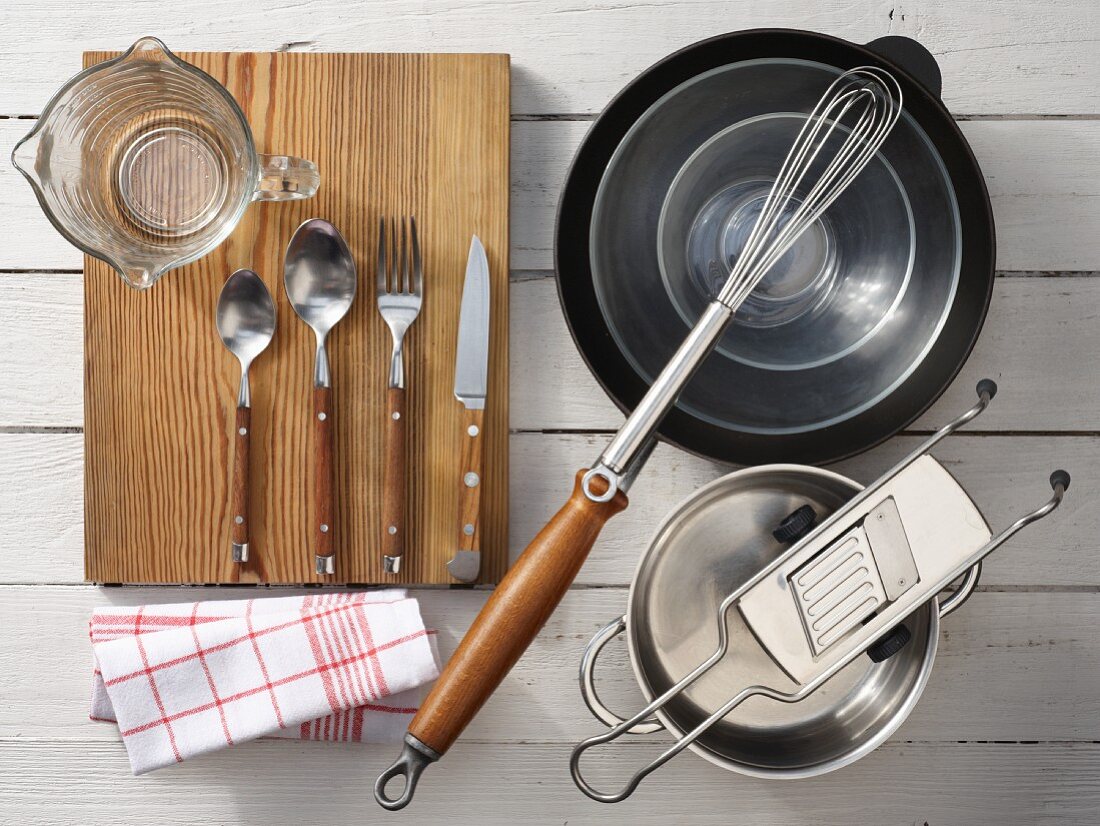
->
(447, 236, 491, 583)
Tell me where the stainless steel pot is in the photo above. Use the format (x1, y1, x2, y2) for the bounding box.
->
(578, 465, 944, 779)
(571, 386, 1069, 802)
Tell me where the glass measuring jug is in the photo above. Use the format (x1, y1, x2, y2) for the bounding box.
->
(11, 37, 320, 290)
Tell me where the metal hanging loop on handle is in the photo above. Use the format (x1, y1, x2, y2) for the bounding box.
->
(374, 735, 440, 811)
(579, 616, 664, 733)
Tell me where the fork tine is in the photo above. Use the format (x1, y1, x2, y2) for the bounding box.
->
(376, 216, 387, 295)
(400, 217, 410, 294)
(410, 216, 422, 297)
(391, 217, 399, 294)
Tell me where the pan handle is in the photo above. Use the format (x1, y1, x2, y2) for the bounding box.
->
(375, 469, 629, 810)
(579, 616, 664, 733)
(864, 36, 943, 99)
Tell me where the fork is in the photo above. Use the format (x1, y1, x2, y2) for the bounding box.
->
(377, 216, 423, 574)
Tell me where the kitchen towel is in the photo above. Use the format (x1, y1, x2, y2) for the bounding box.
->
(89, 591, 439, 774)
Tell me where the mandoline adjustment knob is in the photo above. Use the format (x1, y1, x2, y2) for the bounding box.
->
(772, 504, 818, 544)
(866, 623, 912, 663)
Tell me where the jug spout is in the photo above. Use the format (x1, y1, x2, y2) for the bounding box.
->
(11, 128, 44, 190)
(127, 36, 174, 61)
(119, 264, 161, 291)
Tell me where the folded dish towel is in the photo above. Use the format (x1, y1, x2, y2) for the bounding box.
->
(89, 591, 439, 774)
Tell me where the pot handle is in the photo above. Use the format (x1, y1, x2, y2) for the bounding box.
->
(937, 562, 983, 619)
(864, 36, 943, 99)
(579, 616, 664, 734)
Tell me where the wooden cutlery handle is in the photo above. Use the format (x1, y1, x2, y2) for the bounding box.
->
(314, 385, 335, 569)
(231, 405, 250, 557)
(457, 407, 486, 555)
(382, 386, 407, 569)
(408, 469, 628, 754)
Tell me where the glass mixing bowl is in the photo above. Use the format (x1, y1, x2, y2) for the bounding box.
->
(590, 58, 961, 434)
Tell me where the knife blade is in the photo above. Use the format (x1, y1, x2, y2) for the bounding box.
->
(447, 236, 490, 582)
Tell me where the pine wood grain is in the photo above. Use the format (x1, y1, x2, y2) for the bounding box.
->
(4, 430, 1098, 588)
(81, 50, 511, 585)
(1, 6, 1096, 820)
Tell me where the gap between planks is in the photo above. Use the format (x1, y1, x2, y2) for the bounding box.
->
(1, 583, 1097, 592)
(2, 270, 1098, 279)
(3, 426, 1099, 436)
(3, 113, 1100, 122)
(0, 735, 1096, 746)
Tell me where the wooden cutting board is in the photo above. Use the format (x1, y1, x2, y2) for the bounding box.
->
(83, 50, 510, 585)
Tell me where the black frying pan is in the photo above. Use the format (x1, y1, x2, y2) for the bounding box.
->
(555, 30, 995, 465)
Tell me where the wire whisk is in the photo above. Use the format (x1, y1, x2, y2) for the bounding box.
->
(583, 66, 904, 504)
(716, 67, 903, 309)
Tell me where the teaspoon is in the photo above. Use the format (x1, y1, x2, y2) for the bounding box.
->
(216, 268, 276, 564)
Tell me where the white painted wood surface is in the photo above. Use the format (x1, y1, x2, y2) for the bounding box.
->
(1, 2, 1097, 823)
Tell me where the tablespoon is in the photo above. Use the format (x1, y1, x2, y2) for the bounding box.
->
(284, 219, 357, 576)
(216, 268, 276, 564)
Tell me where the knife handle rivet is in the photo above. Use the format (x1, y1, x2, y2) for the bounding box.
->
(320, 523, 329, 533)
(318, 411, 327, 421)
(235, 515, 244, 525)
(467, 424, 479, 437)
(464, 472, 480, 488)
(392, 411, 401, 420)
(463, 523, 475, 536)
(388, 525, 397, 535)
(238, 426, 248, 436)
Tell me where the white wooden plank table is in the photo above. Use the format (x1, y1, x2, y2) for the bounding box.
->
(1, 2, 1098, 823)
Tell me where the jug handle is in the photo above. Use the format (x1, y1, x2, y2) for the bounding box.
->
(254, 155, 320, 201)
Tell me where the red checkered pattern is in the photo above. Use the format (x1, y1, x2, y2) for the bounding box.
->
(89, 592, 439, 774)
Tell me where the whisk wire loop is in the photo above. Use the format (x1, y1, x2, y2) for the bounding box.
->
(716, 67, 903, 309)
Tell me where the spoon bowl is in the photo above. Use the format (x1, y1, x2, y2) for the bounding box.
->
(217, 269, 276, 377)
(285, 218, 358, 344)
